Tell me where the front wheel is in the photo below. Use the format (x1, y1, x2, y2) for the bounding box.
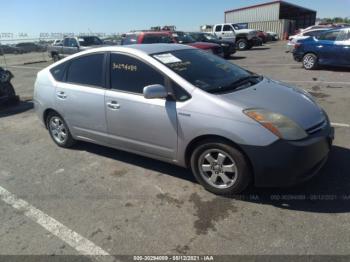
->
(236, 39, 249, 51)
(303, 53, 318, 70)
(190, 140, 251, 195)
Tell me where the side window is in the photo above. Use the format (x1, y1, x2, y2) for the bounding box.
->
(223, 25, 233, 32)
(66, 54, 104, 87)
(68, 38, 78, 47)
(63, 38, 69, 46)
(319, 30, 340, 41)
(215, 25, 222, 32)
(110, 53, 165, 94)
(50, 62, 67, 82)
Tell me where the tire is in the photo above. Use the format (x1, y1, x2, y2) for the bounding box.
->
(190, 139, 252, 195)
(302, 53, 318, 70)
(52, 53, 60, 62)
(236, 39, 249, 51)
(46, 112, 76, 148)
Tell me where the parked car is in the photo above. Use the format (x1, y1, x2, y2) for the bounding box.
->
(0, 44, 24, 55)
(257, 30, 268, 43)
(15, 42, 45, 53)
(213, 23, 262, 50)
(48, 36, 104, 61)
(122, 31, 224, 57)
(293, 27, 350, 69)
(188, 32, 236, 58)
(287, 28, 332, 52)
(266, 31, 279, 41)
(34, 44, 334, 195)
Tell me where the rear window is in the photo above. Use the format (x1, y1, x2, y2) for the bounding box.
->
(50, 62, 67, 82)
(66, 54, 104, 87)
(78, 37, 103, 46)
(142, 34, 173, 44)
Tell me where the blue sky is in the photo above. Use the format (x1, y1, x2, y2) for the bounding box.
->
(1, 0, 350, 36)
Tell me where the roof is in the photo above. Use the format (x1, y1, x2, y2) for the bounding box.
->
(225, 0, 316, 14)
(123, 44, 193, 54)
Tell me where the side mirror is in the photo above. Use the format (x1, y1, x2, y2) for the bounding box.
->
(143, 84, 168, 99)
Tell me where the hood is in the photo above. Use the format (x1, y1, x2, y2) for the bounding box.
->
(218, 78, 325, 130)
(189, 42, 219, 49)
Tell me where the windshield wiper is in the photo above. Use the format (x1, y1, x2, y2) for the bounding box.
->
(210, 75, 262, 94)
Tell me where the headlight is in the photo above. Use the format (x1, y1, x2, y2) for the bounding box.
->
(244, 109, 308, 140)
(221, 43, 229, 47)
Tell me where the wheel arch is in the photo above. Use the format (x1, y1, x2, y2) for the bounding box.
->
(184, 135, 254, 174)
(43, 108, 61, 128)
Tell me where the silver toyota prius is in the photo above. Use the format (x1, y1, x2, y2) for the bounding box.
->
(33, 44, 334, 195)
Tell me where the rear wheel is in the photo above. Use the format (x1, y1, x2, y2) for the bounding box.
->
(52, 53, 60, 62)
(303, 53, 318, 70)
(46, 112, 76, 148)
(190, 140, 251, 195)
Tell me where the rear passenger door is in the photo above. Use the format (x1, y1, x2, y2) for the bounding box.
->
(55, 53, 108, 143)
(105, 53, 178, 160)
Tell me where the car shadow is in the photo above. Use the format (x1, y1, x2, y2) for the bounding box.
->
(318, 66, 350, 72)
(73, 141, 197, 183)
(228, 56, 246, 60)
(0, 100, 33, 118)
(229, 146, 350, 213)
(74, 142, 350, 213)
(251, 47, 271, 51)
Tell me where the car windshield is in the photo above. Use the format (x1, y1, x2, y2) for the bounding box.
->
(152, 49, 262, 94)
(79, 37, 103, 46)
(172, 32, 195, 44)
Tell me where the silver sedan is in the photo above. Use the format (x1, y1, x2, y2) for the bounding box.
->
(33, 44, 334, 195)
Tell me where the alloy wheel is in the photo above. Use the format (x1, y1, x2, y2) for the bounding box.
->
(49, 116, 68, 144)
(198, 149, 238, 189)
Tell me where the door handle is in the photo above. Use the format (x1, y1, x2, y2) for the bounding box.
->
(56, 91, 67, 99)
(107, 101, 120, 110)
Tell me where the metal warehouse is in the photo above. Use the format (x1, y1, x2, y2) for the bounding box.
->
(225, 0, 317, 39)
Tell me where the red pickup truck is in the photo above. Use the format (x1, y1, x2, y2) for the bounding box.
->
(121, 31, 224, 56)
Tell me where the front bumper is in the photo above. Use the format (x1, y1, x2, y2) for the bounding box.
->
(241, 124, 334, 187)
(293, 48, 304, 62)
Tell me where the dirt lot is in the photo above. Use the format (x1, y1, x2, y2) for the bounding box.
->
(0, 41, 350, 260)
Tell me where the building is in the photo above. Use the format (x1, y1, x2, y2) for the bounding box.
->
(224, 1, 317, 39)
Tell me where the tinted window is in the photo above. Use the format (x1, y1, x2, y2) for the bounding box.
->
(319, 30, 340, 41)
(50, 62, 67, 82)
(63, 38, 78, 47)
(215, 25, 222, 32)
(67, 54, 104, 87)
(223, 25, 232, 32)
(304, 30, 327, 37)
(79, 36, 103, 46)
(110, 53, 165, 94)
(122, 34, 138, 45)
(142, 34, 173, 44)
(168, 79, 191, 102)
